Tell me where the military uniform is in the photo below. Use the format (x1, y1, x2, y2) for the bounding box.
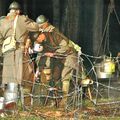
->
(0, 12, 39, 85)
(36, 23, 81, 106)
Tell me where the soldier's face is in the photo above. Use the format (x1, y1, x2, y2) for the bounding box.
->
(10, 9, 20, 15)
(39, 22, 48, 29)
(36, 33, 46, 43)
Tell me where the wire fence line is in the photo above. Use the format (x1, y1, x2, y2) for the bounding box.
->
(0, 52, 119, 118)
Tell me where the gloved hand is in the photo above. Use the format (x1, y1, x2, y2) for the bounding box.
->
(78, 47, 82, 55)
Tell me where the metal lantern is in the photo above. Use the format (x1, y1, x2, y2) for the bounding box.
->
(102, 58, 115, 73)
(95, 58, 115, 79)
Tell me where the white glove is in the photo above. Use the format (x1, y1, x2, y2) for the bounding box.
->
(78, 47, 82, 55)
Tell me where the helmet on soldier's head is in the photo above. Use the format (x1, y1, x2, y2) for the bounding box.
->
(9, 1, 21, 10)
(36, 15, 48, 24)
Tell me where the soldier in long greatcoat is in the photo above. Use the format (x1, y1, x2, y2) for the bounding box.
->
(0, 1, 39, 86)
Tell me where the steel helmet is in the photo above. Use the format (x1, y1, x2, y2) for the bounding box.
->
(9, 1, 21, 10)
(36, 15, 48, 24)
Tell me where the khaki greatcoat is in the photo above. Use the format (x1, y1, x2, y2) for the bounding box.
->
(0, 12, 39, 85)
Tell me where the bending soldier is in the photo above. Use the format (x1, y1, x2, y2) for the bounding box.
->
(34, 15, 82, 107)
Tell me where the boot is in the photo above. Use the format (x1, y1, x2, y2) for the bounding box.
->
(59, 80, 70, 108)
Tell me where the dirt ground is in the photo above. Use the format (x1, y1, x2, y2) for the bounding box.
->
(1, 98, 120, 120)
(1, 76, 120, 119)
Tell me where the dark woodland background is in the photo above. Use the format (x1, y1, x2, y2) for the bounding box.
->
(0, 0, 120, 57)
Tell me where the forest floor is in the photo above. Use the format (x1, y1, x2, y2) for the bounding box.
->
(1, 98, 120, 120)
(1, 77, 120, 119)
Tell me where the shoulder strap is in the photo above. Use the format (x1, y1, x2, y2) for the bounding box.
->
(13, 15, 18, 36)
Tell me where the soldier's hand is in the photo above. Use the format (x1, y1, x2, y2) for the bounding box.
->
(45, 52, 54, 57)
(43, 25, 55, 32)
(24, 47, 29, 56)
(78, 47, 82, 55)
(117, 52, 120, 57)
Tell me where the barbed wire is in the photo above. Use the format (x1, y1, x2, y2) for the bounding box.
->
(0, 51, 120, 118)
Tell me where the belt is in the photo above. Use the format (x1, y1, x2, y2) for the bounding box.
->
(16, 42, 25, 49)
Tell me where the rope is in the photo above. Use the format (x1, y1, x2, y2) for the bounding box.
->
(96, 0, 120, 58)
(96, 10, 111, 57)
(114, 8, 120, 25)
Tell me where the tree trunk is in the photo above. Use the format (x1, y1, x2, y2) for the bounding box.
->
(0, 0, 6, 16)
(66, 0, 80, 43)
(32, 0, 37, 20)
(52, 0, 60, 28)
(92, 0, 103, 56)
(23, 0, 28, 15)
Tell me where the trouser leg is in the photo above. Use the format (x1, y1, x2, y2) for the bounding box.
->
(59, 80, 70, 107)
(59, 65, 73, 106)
